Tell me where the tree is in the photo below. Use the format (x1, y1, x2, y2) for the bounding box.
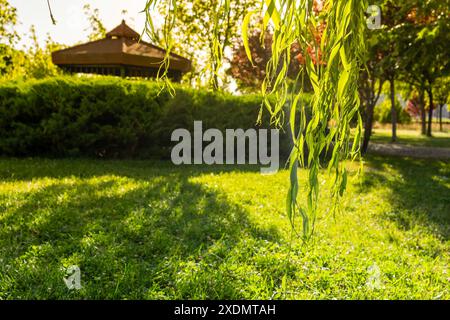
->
(148, 0, 258, 89)
(83, 4, 107, 41)
(0, 0, 19, 78)
(1, 26, 64, 79)
(0, 45, 27, 78)
(405, 90, 423, 120)
(0, 0, 18, 45)
(401, 23, 450, 136)
(0, 1, 65, 80)
(434, 77, 450, 132)
(377, 31, 400, 142)
(23, 26, 63, 79)
(360, 0, 450, 151)
(359, 29, 385, 153)
(360, 0, 414, 144)
(396, 0, 450, 136)
(227, 25, 303, 92)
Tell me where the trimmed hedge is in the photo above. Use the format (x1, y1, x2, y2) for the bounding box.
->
(0, 77, 310, 159)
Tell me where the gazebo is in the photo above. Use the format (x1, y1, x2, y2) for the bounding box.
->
(52, 20, 191, 81)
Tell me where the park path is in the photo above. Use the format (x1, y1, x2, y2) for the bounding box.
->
(368, 143, 450, 160)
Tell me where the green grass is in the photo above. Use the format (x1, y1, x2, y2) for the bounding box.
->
(370, 129, 450, 148)
(0, 157, 448, 300)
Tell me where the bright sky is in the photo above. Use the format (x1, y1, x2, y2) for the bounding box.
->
(11, 0, 152, 49)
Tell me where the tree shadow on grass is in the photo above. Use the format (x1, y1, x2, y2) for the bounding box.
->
(0, 158, 264, 181)
(360, 155, 449, 241)
(0, 159, 280, 299)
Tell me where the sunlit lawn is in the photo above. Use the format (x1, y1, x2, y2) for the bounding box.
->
(0, 157, 448, 299)
(370, 129, 450, 148)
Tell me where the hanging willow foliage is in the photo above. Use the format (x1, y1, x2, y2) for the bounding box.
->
(143, 0, 178, 95)
(144, 0, 367, 239)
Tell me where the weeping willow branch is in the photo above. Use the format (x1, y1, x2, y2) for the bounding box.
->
(262, 0, 367, 240)
(145, 0, 367, 240)
(46, 0, 56, 25)
(143, 0, 178, 95)
(210, 0, 231, 89)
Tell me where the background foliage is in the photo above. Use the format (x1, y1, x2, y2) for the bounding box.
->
(375, 98, 412, 125)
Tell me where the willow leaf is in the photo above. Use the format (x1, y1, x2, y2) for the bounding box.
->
(242, 11, 256, 65)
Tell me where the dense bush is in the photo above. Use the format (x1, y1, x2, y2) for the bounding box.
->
(374, 98, 412, 125)
(0, 77, 311, 159)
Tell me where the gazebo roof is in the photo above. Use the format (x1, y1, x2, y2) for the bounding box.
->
(52, 20, 191, 76)
(106, 20, 141, 40)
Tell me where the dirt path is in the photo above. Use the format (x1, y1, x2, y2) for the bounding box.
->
(368, 143, 450, 160)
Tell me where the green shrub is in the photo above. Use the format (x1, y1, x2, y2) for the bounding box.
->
(374, 98, 412, 125)
(0, 77, 312, 159)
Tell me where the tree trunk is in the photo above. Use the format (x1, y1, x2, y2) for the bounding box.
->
(439, 104, 443, 132)
(419, 90, 426, 135)
(427, 89, 433, 137)
(362, 102, 375, 154)
(390, 79, 397, 142)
